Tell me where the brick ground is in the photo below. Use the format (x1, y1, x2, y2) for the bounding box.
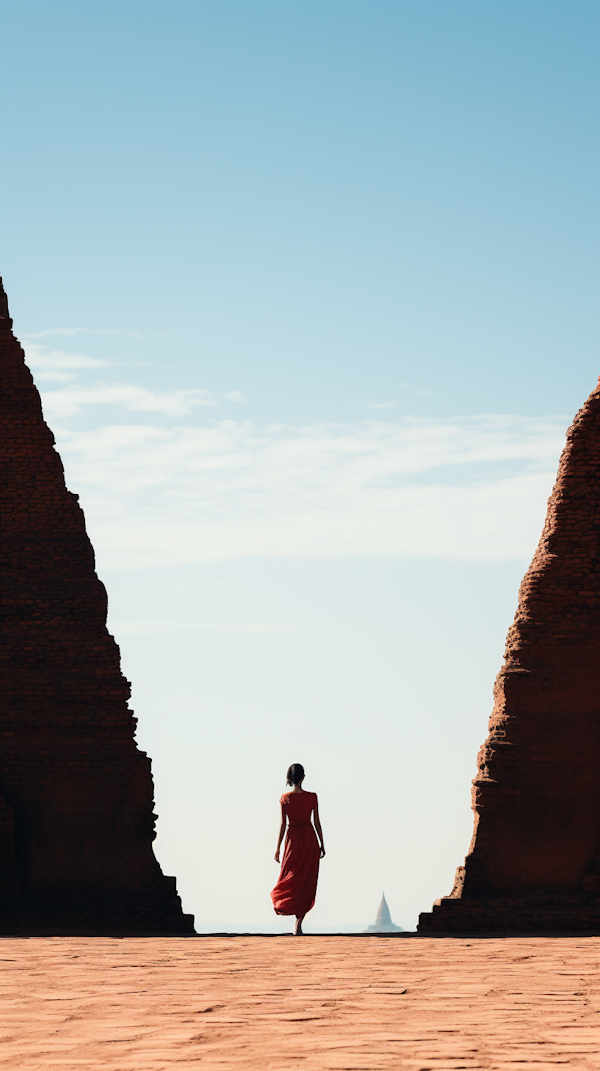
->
(0, 935, 598, 1069)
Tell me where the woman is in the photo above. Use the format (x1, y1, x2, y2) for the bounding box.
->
(271, 763, 325, 935)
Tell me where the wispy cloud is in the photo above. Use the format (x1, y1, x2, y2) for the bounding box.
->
(50, 414, 569, 569)
(24, 343, 238, 415)
(366, 385, 430, 407)
(109, 620, 304, 634)
(42, 384, 216, 419)
(24, 342, 112, 382)
(27, 327, 161, 339)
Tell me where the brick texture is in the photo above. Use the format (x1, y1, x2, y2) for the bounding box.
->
(0, 277, 194, 934)
(419, 380, 600, 932)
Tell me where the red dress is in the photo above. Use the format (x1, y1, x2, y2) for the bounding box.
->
(271, 791, 320, 917)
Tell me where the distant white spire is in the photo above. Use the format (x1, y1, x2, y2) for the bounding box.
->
(365, 891, 403, 933)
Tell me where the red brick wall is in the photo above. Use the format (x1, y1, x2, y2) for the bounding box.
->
(420, 381, 600, 932)
(0, 280, 193, 934)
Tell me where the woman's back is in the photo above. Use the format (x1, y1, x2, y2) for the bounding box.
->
(281, 790, 316, 826)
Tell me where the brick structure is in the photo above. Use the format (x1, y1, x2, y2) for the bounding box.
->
(0, 277, 194, 934)
(419, 381, 600, 933)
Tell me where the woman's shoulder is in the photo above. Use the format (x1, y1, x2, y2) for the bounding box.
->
(280, 789, 317, 802)
(280, 792, 319, 801)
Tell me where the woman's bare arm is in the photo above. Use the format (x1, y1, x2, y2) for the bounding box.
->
(313, 799, 326, 858)
(274, 801, 287, 862)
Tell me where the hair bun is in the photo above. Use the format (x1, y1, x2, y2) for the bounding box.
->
(286, 763, 305, 786)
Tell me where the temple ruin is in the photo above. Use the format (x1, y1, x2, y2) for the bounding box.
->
(419, 380, 600, 932)
(0, 276, 194, 934)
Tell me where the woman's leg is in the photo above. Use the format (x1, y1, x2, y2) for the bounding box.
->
(294, 914, 305, 935)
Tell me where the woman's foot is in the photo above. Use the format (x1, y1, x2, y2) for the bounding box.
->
(293, 917, 304, 935)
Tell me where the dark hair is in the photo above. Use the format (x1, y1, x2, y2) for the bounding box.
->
(286, 763, 305, 786)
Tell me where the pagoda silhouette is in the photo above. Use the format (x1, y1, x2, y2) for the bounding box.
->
(365, 892, 403, 933)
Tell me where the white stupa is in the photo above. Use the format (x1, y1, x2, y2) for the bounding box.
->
(364, 892, 403, 933)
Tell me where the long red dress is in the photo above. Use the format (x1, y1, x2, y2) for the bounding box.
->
(271, 790, 321, 917)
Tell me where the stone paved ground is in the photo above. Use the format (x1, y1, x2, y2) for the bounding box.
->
(0, 935, 598, 1069)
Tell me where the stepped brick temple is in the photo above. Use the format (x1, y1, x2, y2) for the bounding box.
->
(0, 276, 194, 934)
(419, 380, 600, 933)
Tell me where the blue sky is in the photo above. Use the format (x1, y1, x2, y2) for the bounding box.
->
(1, 0, 598, 930)
(4, 0, 599, 420)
